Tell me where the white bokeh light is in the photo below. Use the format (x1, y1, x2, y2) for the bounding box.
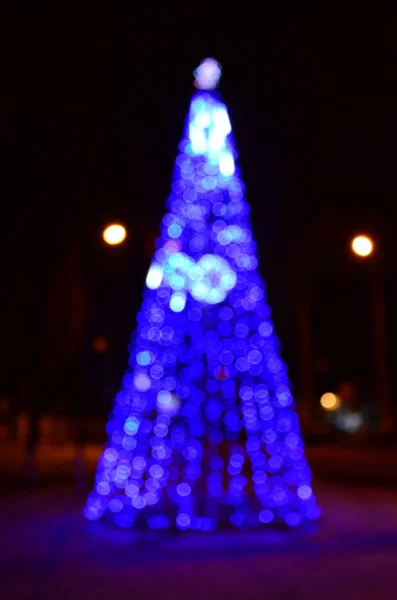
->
(194, 58, 222, 90)
(146, 263, 163, 289)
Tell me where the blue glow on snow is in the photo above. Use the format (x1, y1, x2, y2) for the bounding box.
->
(84, 60, 320, 531)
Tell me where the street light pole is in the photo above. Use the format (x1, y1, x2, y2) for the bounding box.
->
(351, 235, 394, 433)
(371, 270, 393, 432)
(296, 277, 315, 430)
(295, 242, 315, 431)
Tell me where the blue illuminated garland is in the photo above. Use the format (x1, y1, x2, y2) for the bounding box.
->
(84, 59, 320, 530)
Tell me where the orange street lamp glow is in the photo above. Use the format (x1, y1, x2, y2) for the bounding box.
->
(103, 224, 127, 245)
(351, 235, 374, 258)
(320, 392, 341, 411)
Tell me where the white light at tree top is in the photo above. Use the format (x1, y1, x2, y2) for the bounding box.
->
(194, 58, 222, 90)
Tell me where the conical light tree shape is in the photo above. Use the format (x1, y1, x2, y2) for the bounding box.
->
(85, 59, 320, 530)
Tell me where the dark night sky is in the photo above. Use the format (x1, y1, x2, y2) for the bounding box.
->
(1, 4, 396, 414)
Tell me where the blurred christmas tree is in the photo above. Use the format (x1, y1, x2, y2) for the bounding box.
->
(84, 59, 320, 530)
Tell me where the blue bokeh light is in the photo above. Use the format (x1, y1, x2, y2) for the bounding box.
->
(84, 62, 320, 530)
